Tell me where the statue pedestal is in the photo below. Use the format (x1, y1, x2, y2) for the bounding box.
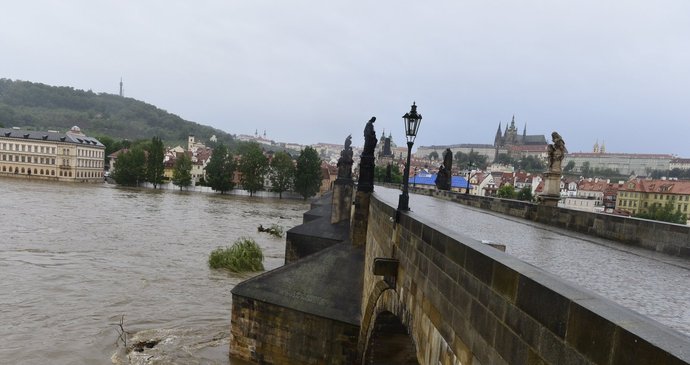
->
(539, 172, 562, 207)
(357, 154, 375, 193)
(351, 191, 371, 247)
(331, 178, 354, 224)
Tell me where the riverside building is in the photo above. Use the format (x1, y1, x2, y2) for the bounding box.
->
(0, 126, 105, 182)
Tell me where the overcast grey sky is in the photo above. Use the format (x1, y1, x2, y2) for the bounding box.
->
(2, 1, 689, 156)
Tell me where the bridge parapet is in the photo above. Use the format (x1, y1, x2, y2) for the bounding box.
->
(360, 193, 690, 365)
(411, 187, 690, 259)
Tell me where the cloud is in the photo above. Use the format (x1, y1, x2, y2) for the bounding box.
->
(1, 1, 689, 155)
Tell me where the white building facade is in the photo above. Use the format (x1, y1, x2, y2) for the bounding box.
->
(0, 126, 105, 182)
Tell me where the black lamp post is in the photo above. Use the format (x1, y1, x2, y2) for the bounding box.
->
(465, 161, 475, 195)
(398, 102, 422, 214)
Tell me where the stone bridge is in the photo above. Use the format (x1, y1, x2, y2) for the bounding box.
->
(230, 186, 690, 365)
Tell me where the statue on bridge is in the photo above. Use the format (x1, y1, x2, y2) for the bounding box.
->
(358, 117, 378, 193)
(336, 134, 354, 179)
(435, 148, 452, 191)
(547, 131, 566, 173)
(362, 117, 377, 156)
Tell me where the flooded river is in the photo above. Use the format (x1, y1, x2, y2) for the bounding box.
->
(0, 178, 309, 365)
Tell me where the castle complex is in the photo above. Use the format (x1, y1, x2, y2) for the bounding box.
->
(416, 115, 548, 163)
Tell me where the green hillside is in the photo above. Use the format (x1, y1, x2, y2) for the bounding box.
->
(0, 78, 235, 146)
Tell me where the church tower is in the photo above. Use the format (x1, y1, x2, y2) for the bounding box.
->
(505, 115, 518, 145)
(494, 122, 503, 147)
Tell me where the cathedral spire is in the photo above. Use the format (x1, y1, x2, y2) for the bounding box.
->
(494, 121, 503, 146)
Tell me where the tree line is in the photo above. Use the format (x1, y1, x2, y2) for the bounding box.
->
(112, 139, 323, 200)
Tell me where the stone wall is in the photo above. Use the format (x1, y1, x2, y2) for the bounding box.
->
(415, 188, 690, 259)
(231, 295, 359, 364)
(359, 193, 690, 365)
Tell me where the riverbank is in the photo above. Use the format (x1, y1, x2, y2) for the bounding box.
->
(108, 178, 308, 200)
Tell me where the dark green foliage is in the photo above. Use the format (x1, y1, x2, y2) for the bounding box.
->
(497, 184, 516, 199)
(205, 143, 235, 194)
(564, 160, 576, 173)
(146, 136, 165, 188)
(494, 153, 516, 166)
(650, 168, 690, 179)
(428, 151, 439, 161)
(516, 155, 545, 172)
(581, 161, 591, 175)
(492, 153, 544, 173)
(172, 153, 193, 190)
(0, 78, 235, 147)
(208, 237, 264, 272)
(374, 164, 402, 184)
(237, 142, 269, 197)
(112, 148, 146, 186)
(456, 150, 488, 169)
(576, 161, 625, 180)
(635, 202, 688, 225)
(294, 146, 322, 200)
(516, 186, 533, 201)
(258, 224, 283, 238)
(269, 151, 295, 198)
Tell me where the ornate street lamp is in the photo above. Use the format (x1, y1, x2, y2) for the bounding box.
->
(397, 102, 422, 215)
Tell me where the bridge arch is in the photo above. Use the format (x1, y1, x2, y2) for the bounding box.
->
(361, 279, 418, 365)
(365, 310, 418, 365)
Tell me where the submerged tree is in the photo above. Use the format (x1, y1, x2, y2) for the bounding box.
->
(205, 143, 235, 194)
(146, 136, 166, 189)
(294, 146, 322, 200)
(112, 148, 146, 186)
(172, 153, 192, 190)
(269, 151, 295, 199)
(208, 237, 264, 272)
(237, 142, 269, 197)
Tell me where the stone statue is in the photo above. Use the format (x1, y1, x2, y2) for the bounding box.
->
(443, 148, 452, 172)
(337, 134, 354, 179)
(358, 117, 378, 192)
(547, 131, 566, 172)
(362, 117, 377, 156)
(435, 148, 452, 190)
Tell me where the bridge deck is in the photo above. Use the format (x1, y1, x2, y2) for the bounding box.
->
(375, 187, 690, 337)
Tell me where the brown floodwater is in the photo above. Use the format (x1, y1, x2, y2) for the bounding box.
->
(0, 178, 309, 365)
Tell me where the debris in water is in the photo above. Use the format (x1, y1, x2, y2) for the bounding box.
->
(131, 340, 160, 353)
